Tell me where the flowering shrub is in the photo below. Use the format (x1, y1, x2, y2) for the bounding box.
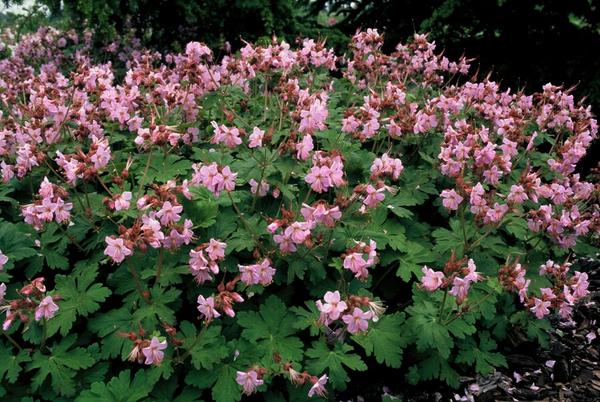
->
(0, 26, 598, 400)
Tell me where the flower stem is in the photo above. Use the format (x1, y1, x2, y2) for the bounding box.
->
(2, 330, 22, 351)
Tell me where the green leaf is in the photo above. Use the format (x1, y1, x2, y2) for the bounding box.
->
(27, 335, 95, 397)
(406, 300, 454, 358)
(211, 365, 241, 402)
(0, 343, 31, 383)
(397, 241, 435, 282)
(88, 307, 133, 359)
(290, 301, 320, 336)
(48, 261, 111, 336)
(432, 218, 476, 257)
(143, 154, 192, 183)
(0, 221, 37, 270)
(417, 352, 460, 387)
(353, 312, 407, 368)
(306, 342, 367, 390)
(76, 369, 155, 402)
(179, 322, 228, 370)
(237, 296, 303, 363)
(456, 331, 507, 375)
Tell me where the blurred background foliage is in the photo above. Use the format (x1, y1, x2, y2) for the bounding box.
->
(1, 0, 599, 114)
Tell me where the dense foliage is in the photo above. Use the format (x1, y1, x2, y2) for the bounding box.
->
(7, 0, 344, 51)
(0, 26, 598, 401)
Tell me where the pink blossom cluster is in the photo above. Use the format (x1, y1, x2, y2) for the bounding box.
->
(55, 136, 111, 185)
(370, 153, 404, 180)
(300, 201, 342, 228)
(272, 221, 312, 253)
(191, 162, 237, 197)
(316, 291, 384, 334)
(304, 152, 345, 193)
(1, 277, 59, 331)
(342, 240, 378, 280)
(435, 80, 598, 247)
(126, 332, 168, 366)
(135, 125, 198, 149)
(239, 258, 276, 286)
(421, 257, 482, 304)
(211, 121, 243, 148)
(500, 259, 590, 320)
(189, 239, 227, 284)
(21, 177, 73, 230)
(104, 182, 195, 263)
(197, 280, 244, 319)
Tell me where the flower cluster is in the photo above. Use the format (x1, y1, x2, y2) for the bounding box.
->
(21, 177, 73, 230)
(421, 256, 482, 304)
(342, 240, 378, 280)
(191, 162, 238, 196)
(316, 291, 384, 335)
(0, 278, 59, 331)
(499, 259, 590, 320)
(189, 239, 227, 284)
(239, 258, 276, 286)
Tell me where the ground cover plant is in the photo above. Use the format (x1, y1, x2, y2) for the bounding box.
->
(0, 26, 598, 401)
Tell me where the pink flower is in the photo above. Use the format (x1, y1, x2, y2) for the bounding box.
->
(441, 189, 463, 211)
(156, 201, 183, 226)
(142, 337, 167, 365)
(248, 127, 265, 148)
(449, 277, 470, 304)
(342, 307, 372, 334)
(239, 259, 276, 286)
(273, 233, 297, 253)
(295, 134, 314, 160)
(299, 99, 328, 133)
(220, 166, 237, 192)
(305, 165, 331, 193)
(104, 236, 133, 263)
(249, 179, 269, 197)
(35, 296, 59, 321)
(343, 252, 369, 279)
(316, 290, 348, 321)
(308, 374, 328, 398)
(53, 199, 73, 223)
(0, 283, 5, 302)
(114, 191, 132, 211)
(206, 239, 227, 261)
(284, 222, 311, 244)
(197, 295, 220, 321)
(236, 370, 264, 395)
(571, 272, 589, 298)
(530, 298, 551, 319)
(507, 184, 528, 204)
(211, 121, 242, 148)
(421, 266, 445, 291)
(0, 251, 7, 270)
(363, 185, 385, 208)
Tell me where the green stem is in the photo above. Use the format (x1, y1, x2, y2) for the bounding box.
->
(136, 150, 153, 199)
(128, 259, 151, 304)
(40, 319, 48, 351)
(2, 330, 22, 351)
(176, 324, 209, 364)
(156, 249, 164, 284)
(438, 289, 448, 321)
(227, 192, 264, 252)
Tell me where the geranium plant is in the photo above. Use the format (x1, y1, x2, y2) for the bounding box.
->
(0, 26, 597, 400)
